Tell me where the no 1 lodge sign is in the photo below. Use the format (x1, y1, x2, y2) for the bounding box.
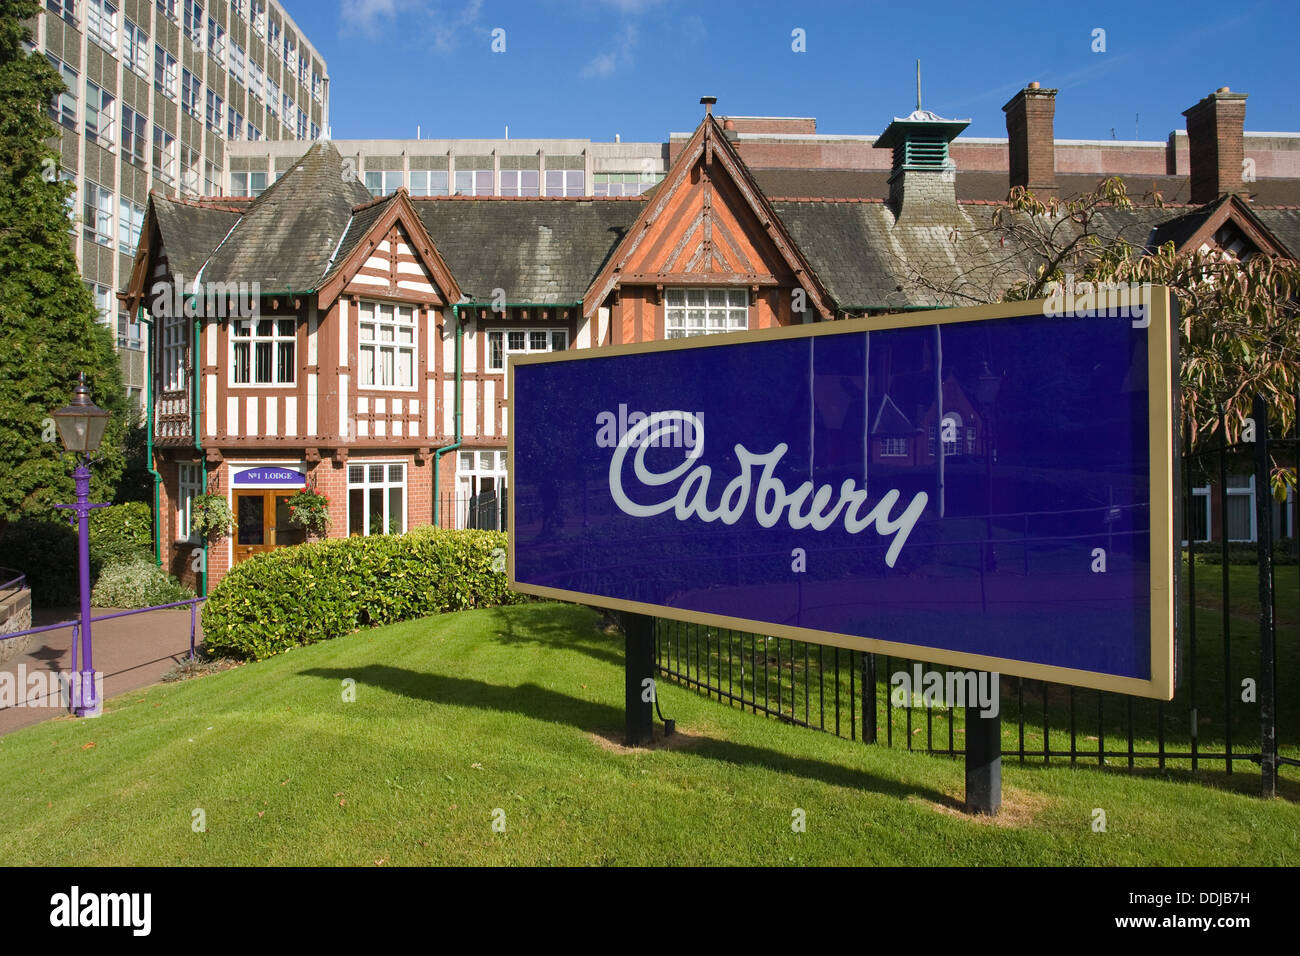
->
(509, 288, 1178, 699)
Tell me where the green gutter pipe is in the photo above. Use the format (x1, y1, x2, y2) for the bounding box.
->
(137, 305, 162, 566)
(432, 304, 464, 527)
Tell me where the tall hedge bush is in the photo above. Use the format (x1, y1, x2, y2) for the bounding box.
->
(0, 502, 154, 605)
(201, 527, 527, 660)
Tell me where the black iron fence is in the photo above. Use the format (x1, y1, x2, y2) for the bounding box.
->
(655, 393, 1298, 796)
(437, 490, 509, 531)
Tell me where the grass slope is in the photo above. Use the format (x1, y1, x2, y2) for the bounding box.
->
(0, 602, 1296, 866)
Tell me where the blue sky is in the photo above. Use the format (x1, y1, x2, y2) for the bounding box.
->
(285, 0, 1299, 143)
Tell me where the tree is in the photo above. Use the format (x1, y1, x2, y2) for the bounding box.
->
(0, 0, 128, 527)
(900, 177, 1300, 498)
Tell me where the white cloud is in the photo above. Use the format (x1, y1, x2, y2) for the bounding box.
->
(339, 0, 426, 39)
(580, 23, 638, 80)
(339, 0, 481, 50)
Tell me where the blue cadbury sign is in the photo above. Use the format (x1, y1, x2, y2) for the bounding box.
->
(509, 290, 1177, 698)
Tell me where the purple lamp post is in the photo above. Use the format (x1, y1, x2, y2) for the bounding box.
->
(52, 374, 111, 717)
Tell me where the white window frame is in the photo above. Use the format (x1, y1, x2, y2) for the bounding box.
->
(1226, 475, 1257, 543)
(499, 169, 539, 197)
(347, 462, 407, 537)
(453, 169, 493, 196)
(184, 0, 204, 47)
(162, 310, 186, 392)
(1184, 485, 1211, 546)
(123, 19, 149, 78)
(122, 105, 147, 167)
(409, 170, 448, 196)
(86, 0, 119, 53)
(206, 16, 225, 65)
(205, 89, 223, 133)
(487, 328, 567, 371)
(45, 54, 78, 130)
(544, 169, 585, 196)
(84, 79, 115, 148)
(178, 462, 203, 542)
(454, 450, 507, 530)
(156, 0, 177, 23)
(86, 282, 113, 329)
(153, 125, 176, 185)
(118, 197, 144, 251)
(230, 317, 297, 387)
(83, 182, 114, 247)
(363, 169, 403, 196)
(357, 301, 418, 391)
(665, 287, 748, 338)
(181, 68, 201, 117)
(154, 45, 177, 99)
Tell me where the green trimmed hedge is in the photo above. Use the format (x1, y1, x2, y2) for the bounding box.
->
(201, 527, 527, 660)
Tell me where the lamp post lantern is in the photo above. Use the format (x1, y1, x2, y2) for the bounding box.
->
(52, 373, 111, 717)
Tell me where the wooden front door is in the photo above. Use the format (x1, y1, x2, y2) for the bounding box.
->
(233, 490, 307, 565)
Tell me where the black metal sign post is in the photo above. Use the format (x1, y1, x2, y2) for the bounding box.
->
(624, 612, 655, 746)
(965, 672, 1002, 815)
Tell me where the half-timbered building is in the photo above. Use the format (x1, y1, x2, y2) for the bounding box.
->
(123, 90, 1300, 590)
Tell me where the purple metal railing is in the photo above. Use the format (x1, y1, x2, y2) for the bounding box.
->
(0, 598, 207, 713)
(0, 567, 26, 592)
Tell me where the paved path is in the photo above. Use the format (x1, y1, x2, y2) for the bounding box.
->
(0, 604, 203, 735)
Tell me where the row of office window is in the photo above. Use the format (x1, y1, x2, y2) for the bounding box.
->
(355, 168, 663, 198)
(43, 2, 316, 149)
(48, 0, 324, 106)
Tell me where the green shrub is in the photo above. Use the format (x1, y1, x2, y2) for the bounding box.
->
(201, 527, 527, 660)
(0, 517, 78, 605)
(89, 502, 154, 565)
(90, 556, 193, 609)
(1187, 540, 1298, 566)
(0, 503, 156, 606)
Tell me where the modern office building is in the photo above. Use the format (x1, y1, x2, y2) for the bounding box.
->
(27, 0, 328, 409)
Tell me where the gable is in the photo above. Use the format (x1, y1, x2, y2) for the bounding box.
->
(584, 115, 835, 319)
(344, 221, 444, 302)
(318, 191, 461, 309)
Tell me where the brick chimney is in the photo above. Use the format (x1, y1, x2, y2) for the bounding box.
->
(1002, 82, 1058, 200)
(1183, 87, 1249, 204)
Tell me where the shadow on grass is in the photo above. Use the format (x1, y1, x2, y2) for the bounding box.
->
(480, 602, 626, 670)
(299, 663, 949, 804)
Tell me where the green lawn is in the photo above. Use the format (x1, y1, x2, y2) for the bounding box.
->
(0, 602, 1296, 866)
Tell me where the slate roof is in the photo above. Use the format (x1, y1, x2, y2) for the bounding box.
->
(756, 167, 1300, 206)
(139, 141, 1300, 315)
(1252, 208, 1300, 258)
(199, 142, 372, 291)
(413, 198, 640, 303)
(150, 197, 242, 281)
